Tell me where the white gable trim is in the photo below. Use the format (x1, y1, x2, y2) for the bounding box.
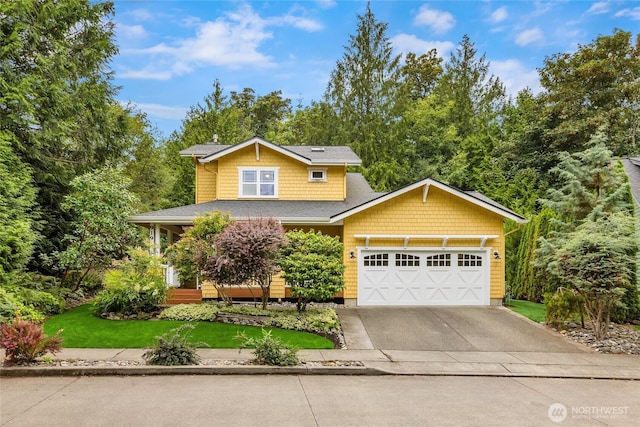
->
(353, 234, 499, 249)
(329, 178, 528, 224)
(199, 137, 312, 165)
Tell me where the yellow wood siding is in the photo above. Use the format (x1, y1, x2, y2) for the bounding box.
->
(201, 276, 287, 299)
(195, 161, 218, 203)
(214, 145, 346, 200)
(341, 186, 506, 300)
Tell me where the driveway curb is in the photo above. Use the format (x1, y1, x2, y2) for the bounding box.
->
(0, 365, 379, 377)
(2, 363, 639, 380)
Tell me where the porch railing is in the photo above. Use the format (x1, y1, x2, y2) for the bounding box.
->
(161, 264, 180, 288)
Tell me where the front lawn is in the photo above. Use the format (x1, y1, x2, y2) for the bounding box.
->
(506, 300, 546, 323)
(43, 304, 333, 349)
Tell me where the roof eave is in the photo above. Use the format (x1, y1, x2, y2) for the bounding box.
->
(329, 178, 528, 224)
(199, 137, 313, 165)
(129, 215, 334, 226)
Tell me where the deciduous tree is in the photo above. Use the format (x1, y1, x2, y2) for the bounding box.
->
(169, 211, 232, 287)
(539, 29, 640, 156)
(203, 218, 285, 309)
(51, 167, 141, 290)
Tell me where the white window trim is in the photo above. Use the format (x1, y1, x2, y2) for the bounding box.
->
(238, 167, 279, 198)
(308, 168, 327, 182)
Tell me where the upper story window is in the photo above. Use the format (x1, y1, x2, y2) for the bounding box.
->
(308, 168, 327, 182)
(239, 167, 278, 198)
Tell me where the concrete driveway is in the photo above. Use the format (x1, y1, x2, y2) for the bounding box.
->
(340, 306, 586, 353)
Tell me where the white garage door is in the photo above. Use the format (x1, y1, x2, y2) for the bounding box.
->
(358, 250, 490, 306)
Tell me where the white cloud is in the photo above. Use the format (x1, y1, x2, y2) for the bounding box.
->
(277, 14, 323, 32)
(116, 23, 147, 39)
(127, 3, 276, 76)
(587, 2, 610, 15)
(532, 1, 554, 16)
(615, 7, 640, 20)
(490, 59, 542, 96)
(515, 28, 544, 46)
(121, 4, 326, 80)
(316, 0, 337, 9)
(128, 8, 154, 22)
(489, 7, 508, 23)
(125, 102, 188, 120)
(413, 5, 456, 34)
(117, 67, 173, 81)
(391, 34, 455, 58)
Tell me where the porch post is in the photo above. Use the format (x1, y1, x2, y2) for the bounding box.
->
(149, 225, 155, 256)
(154, 223, 161, 256)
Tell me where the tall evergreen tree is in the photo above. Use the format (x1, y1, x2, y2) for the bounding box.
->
(1, 0, 128, 274)
(324, 2, 411, 191)
(164, 81, 253, 207)
(122, 111, 174, 213)
(266, 100, 340, 147)
(433, 35, 506, 191)
(0, 137, 37, 282)
(536, 133, 639, 322)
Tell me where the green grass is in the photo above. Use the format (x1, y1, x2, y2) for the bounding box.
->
(506, 299, 546, 323)
(44, 304, 333, 349)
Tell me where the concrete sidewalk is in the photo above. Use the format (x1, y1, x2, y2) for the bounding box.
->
(2, 347, 639, 379)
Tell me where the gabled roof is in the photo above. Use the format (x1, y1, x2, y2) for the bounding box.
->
(328, 178, 528, 224)
(181, 137, 362, 166)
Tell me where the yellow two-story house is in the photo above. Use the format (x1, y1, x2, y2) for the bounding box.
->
(131, 136, 527, 306)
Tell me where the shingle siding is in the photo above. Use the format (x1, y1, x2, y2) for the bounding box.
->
(341, 186, 506, 300)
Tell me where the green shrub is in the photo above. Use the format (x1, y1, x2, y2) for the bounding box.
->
(236, 329, 300, 366)
(544, 287, 584, 327)
(280, 230, 345, 311)
(158, 303, 219, 321)
(1, 318, 63, 366)
(159, 304, 340, 333)
(0, 272, 67, 322)
(94, 248, 167, 315)
(0, 287, 45, 323)
(142, 324, 202, 366)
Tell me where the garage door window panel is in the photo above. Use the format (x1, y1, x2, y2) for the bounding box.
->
(364, 253, 388, 267)
(458, 253, 482, 267)
(395, 253, 420, 267)
(425, 253, 451, 267)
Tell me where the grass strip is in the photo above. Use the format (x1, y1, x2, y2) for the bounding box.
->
(44, 304, 333, 349)
(506, 299, 546, 323)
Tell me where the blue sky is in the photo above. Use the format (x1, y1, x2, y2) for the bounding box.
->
(111, 1, 640, 137)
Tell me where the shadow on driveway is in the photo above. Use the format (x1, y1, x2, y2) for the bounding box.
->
(351, 306, 586, 353)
